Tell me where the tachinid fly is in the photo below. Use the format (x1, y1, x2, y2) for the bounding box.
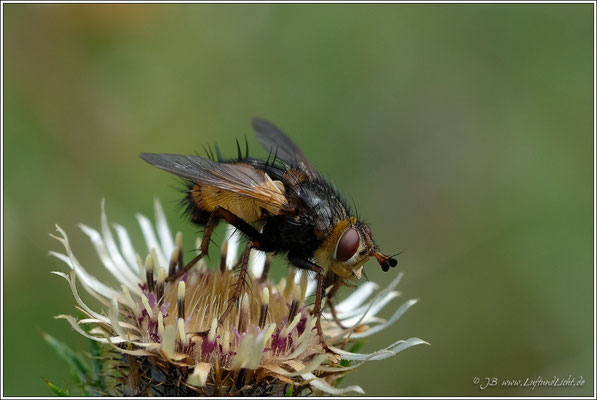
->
(139, 118, 397, 341)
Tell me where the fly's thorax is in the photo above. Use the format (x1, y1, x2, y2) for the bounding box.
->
(313, 218, 372, 279)
(295, 179, 352, 238)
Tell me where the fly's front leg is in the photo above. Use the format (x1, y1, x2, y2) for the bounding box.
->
(167, 206, 261, 282)
(326, 280, 348, 330)
(288, 255, 329, 348)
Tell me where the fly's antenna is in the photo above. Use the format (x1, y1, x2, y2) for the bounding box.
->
(388, 250, 406, 258)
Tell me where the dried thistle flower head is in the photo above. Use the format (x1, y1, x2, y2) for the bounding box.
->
(50, 199, 426, 396)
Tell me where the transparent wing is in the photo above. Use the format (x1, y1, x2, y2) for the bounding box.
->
(252, 118, 320, 178)
(139, 153, 288, 212)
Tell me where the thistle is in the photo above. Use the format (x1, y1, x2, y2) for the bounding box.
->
(49, 199, 426, 396)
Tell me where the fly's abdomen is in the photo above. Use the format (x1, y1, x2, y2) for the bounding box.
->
(188, 182, 267, 225)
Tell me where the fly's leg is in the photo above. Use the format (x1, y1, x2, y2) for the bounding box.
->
(326, 280, 348, 330)
(288, 255, 334, 352)
(166, 206, 261, 282)
(218, 241, 254, 325)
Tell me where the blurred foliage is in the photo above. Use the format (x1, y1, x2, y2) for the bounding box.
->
(42, 332, 107, 396)
(3, 3, 593, 396)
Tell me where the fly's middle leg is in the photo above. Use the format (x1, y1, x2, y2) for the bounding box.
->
(166, 206, 261, 282)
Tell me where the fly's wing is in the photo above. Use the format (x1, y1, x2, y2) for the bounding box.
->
(139, 153, 289, 213)
(252, 118, 320, 179)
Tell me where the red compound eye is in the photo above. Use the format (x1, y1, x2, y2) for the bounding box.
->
(336, 228, 360, 262)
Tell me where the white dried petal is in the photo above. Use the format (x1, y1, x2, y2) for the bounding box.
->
(187, 362, 211, 387)
(136, 212, 167, 268)
(153, 197, 175, 258)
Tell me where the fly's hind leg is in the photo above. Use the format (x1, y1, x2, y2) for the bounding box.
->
(218, 241, 254, 325)
(166, 206, 261, 282)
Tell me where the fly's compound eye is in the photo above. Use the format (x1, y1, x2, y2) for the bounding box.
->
(336, 228, 360, 262)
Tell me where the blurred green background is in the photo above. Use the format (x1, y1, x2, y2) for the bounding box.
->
(3, 3, 594, 396)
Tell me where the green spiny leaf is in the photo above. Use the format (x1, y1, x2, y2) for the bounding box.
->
(88, 338, 105, 388)
(41, 377, 70, 396)
(285, 384, 294, 396)
(43, 332, 90, 384)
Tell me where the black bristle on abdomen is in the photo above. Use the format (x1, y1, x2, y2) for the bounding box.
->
(177, 179, 211, 226)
